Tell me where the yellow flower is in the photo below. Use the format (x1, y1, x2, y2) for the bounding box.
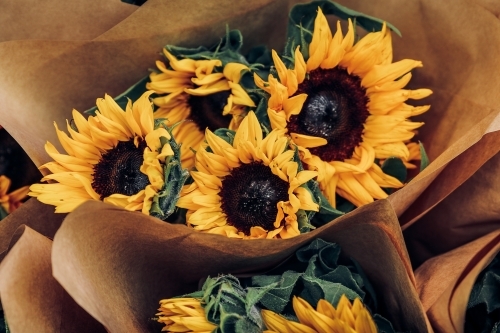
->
(262, 295, 377, 333)
(254, 8, 432, 208)
(0, 175, 29, 214)
(157, 297, 217, 333)
(147, 49, 256, 169)
(29, 92, 175, 214)
(176, 111, 319, 239)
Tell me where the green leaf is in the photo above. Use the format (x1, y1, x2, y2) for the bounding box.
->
(300, 276, 361, 308)
(213, 128, 236, 146)
(296, 239, 340, 264)
(335, 195, 356, 214)
(192, 276, 264, 333)
(465, 255, 500, 333)
(284, 0, 401, 65)
(244, 282, 279, 311)
(250, 271, 302, 314)
(314, 265, 365, 299)
(381, 157, 407, 183)
(299, 241, 366, 300)
(351, 259, 378, 310)
(217, 310, 261, 333)
(373, 314, 397, 333)
(0, 309, 8, 333)
(166, 28, 247, 66)
(307, 179, 344, 227)
(296, 209, 316, 233)
(0, 206, 8, 221)
(253, 97, 271, 131)
(84, 76, 150, 116)
(419, 141, 429, 172)
(149, 133, 190, 220)
(245, 45, 272, 70)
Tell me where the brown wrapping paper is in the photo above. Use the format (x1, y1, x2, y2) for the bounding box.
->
(0, 0, 288, 168)
(0, 226, 106, 332)
(0, 0, 137, 42)
(1, 0, 500, 332)
(415, 230, 500, 333)
(404, 144, 500, 266)
(51, 199, 430, 332)
(0, 199, 66, 261)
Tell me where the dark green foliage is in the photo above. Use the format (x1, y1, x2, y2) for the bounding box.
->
(381, 157, 407, 184)
(419, 141, 429, 171)
(149, 129, 189, 220)
(465, 255, 500, 333)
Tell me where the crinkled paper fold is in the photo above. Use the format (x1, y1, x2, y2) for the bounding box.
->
(51, 199, 428, 332)
(2, 0, 500, 332)
(415, 230, 500, 333)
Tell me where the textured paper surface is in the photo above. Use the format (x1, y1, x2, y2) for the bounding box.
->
(0, 0, 288, 168)
(0, 199, 66, 261)
(0, 0, 136, 42)
(405, 145, 500, 266)
(415, 230, 500, 333)
(51, 200, 430, 332)
(0, 227, 106, 332)
(1, 0, 500, 332)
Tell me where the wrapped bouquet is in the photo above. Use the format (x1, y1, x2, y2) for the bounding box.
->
(0, 0, 499, 332)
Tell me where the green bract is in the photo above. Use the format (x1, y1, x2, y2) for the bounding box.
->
(186, 276, 265, 333)
(148, 129, 189, 220)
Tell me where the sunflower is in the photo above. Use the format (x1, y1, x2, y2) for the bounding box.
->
(147, 49, 256, 169)
(29, 91, 176, 215)
(262, 295, 377, 333)
(0, 175, 29, 215)
(157, 297, 217, 333)
(254, 8, 432, 208)
(176, 111, 319, 239)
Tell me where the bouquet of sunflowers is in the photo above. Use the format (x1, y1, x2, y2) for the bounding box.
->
(29, 2, 430, 237)
(0, 0, 500, 332)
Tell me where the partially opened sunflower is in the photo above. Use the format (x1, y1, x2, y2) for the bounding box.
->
(176, 111, 319, 239)
(29, 92, 180, 216)
(147, 49, 256, 169)
(262, 295, 377, 333)
(254, 7, 432, 208)
(157, 297, 217, 333)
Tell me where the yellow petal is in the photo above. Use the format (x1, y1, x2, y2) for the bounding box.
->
(291, 133, 327, 148)
(307, 7, 332, 72)
(223, 63, 250, 83)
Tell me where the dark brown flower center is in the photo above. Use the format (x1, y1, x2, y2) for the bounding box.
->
(220, 162, 289, 235)
(188, 90, 231, 132)
(92, 139, 150, 200)
(287, 67, 369, 162)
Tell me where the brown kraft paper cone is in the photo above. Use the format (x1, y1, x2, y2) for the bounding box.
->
(0, 226, 106, 332)
(51, 200, 431, 332)
(0, 0, 289, 168)
(0, 0, 137, 42)
(415, 230, 500, 333)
